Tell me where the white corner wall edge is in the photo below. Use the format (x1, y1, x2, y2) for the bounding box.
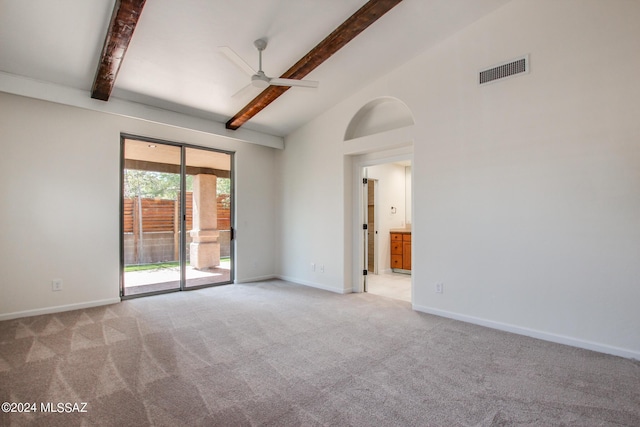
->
(0, 71, 284, 150)
(277, 276, 350, 294)
(413, 304, 639, 361)
(0, 298, 121, 322)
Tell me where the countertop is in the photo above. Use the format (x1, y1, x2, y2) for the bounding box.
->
(390, 228, 411, 233)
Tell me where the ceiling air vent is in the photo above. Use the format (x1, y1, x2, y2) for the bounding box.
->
(479, 55, 529, 85)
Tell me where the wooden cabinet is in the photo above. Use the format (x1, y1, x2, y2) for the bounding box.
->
(390, 231, 411, 273)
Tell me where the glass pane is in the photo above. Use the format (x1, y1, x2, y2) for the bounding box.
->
(184, 147, 232, 287)
(122, 140, 182, 296)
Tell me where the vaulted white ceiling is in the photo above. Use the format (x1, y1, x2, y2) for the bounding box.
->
(0, 0, 511, 139)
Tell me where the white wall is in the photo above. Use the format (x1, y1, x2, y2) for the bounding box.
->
(405, 166, 412, 225)
(275, 115, 347, 293)
(0, 92, 278, 319)
(366, 163, 407, 272)
(278, 0, 640, 358)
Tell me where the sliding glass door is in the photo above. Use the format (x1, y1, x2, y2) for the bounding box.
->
(120, 136, 233, 297)
(184, 146, 232, 288)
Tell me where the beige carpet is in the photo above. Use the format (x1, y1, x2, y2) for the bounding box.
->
(0, 280, 638, 426)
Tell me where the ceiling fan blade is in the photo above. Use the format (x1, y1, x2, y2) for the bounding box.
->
(269, 78, 319, 88)
(218, 46, 256, 76)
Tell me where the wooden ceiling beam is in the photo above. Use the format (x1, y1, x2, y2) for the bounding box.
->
(91, 0, 146, 101)
(225, 0, 403, 131)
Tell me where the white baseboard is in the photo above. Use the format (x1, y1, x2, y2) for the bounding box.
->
(276, 275, 350, 294)
(235, 274, 278, 284)
(0, 298, 122, 321)
(412, 304, 639, 361)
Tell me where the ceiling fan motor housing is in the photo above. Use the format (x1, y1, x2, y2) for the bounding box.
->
(251, 71, 270, 88)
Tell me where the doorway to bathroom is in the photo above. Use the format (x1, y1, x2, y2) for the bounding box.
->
(363, 160, 412, 302)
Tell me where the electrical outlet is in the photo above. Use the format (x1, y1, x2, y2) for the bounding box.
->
(52, 279, 63, 292)
(435, 282, 443, 294)
(320, 264, 324, 273)
(310, 263, 315, 272)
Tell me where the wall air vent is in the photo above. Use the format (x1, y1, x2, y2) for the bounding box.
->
(479, 55, 529, 85)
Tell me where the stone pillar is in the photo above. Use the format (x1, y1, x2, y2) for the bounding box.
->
(189, 174, 220, 269)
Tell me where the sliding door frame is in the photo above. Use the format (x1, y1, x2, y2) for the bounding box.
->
(119, 133, 235, 299)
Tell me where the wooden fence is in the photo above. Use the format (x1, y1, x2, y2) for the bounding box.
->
(124, 193, 230, 232)
(123, 192, 230, 264)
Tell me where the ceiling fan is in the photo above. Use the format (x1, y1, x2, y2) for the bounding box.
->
(220, 39, 319, 92)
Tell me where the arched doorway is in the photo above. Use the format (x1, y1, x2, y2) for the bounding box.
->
(343, 97, 415, 301)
